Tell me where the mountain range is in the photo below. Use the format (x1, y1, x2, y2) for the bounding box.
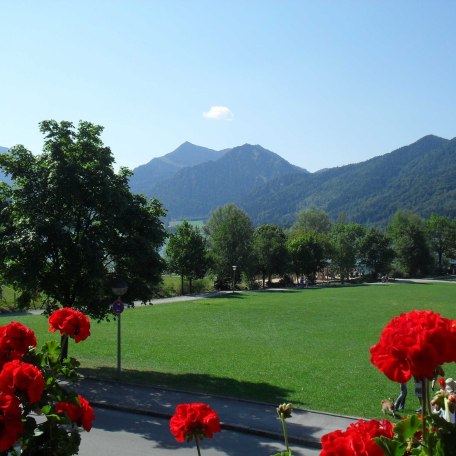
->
(129, 135, 456, 226)
(2, 136, 456, 227)
(129, 143, 307, 223)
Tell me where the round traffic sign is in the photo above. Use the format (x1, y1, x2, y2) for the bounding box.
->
(112, 299, 125, 314)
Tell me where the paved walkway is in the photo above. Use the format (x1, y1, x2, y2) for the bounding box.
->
(76, 377, 359, 451)
(70, 280, 456, 450)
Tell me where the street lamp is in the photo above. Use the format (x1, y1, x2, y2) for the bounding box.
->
(232, 265, 237, 294)
(111, 278, 128, 381)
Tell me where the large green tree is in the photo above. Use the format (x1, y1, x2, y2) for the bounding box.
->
(388, 211, 432, 276)
(0, 120, 167, 320)
(252, 224, 289, 287)
(290, 207, 332, 235)
(358, 227, 394, 279)
(329, 223, 366, 283)
(165, 220, 209, 294)
(425, 214, 456, 273)
(204, 204, 253, 287)
(287, 231, 329, 283)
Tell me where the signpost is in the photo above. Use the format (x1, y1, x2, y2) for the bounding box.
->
(111, 279, 128, 381)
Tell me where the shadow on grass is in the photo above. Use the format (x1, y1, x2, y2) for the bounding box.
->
(79, 366, 295, 406)
(208, 292, 248, 299)
(208, 289, 307, 299)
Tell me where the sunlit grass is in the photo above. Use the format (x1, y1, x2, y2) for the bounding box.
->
(2, 282, 456, 419)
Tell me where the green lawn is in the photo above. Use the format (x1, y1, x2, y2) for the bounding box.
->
(2, 283, 456, 419)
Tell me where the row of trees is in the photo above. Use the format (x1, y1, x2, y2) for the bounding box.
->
(2, 120, 456, 318)
(166, 205, 456, 291)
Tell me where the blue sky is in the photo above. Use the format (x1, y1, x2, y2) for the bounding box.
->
(1, 1, 455, 172)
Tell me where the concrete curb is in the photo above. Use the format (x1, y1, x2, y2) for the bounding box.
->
(79, 376, 361, 450)
(88, 400, 322, 449)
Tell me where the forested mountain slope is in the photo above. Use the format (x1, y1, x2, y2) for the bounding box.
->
(129, 142, 225, 196)
(4, 134, 456, 228)
(240, 135, 455, 226)
(148, 144, 307, 220)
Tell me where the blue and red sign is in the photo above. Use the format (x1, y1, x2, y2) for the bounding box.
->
(112, 299, 125, 314)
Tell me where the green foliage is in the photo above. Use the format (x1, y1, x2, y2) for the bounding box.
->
(168, 219, 205, 229)
(375, 412, 456, 455)
(359, 227, 395, 278)
(252, 224, 289, 286)
(205, 204, 254, 282)
(289, 207, 332, 234)
(15, 339, 85, 455)
(287, 231, 329, 280)
(425, 214, 456, 273)
(329, 223, 366, 282)
(165, 220, 209, 294)
(389, 211, 432, 276)
(0, 120, 167, 319)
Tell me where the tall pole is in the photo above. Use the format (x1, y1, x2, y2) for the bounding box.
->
(117, 313, 121, 381)
(112, 278, 128, 382)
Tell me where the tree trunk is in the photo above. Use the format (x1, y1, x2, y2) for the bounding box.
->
(180, 274, 184, 295)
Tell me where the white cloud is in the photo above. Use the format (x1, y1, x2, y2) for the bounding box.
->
(203, 106, 234, 121)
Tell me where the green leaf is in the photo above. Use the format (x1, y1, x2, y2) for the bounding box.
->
(393, 414, 422, 442)
(41, 340, 61, 363)
(40, 405, 52, 415)
(374, 436, 408, 456)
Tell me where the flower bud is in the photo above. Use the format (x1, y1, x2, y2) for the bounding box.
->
(277, 403, 293, 419)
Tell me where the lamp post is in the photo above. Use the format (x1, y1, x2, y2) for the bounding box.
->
(232, 265, 237, 294)
(111, 278, 128, 381)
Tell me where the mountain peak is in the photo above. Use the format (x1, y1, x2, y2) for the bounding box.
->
(163, 142, 223, 166)
(129, 142, 225, 194)
(409, 134, 448, 149)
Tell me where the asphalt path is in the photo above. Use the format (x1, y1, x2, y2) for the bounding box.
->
(80, 406, 320, 456)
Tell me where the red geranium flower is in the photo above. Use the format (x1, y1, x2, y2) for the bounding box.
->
(0, 393, 24, 451)
(370, 310, 456, 383)
(55, 394, 95, 431)
(0, 360, 44, 404)
(0, 322, 37, 368)
(170, 403, 221, 443)
(321, 419, 394, 456)
(48, 308, 91, 343)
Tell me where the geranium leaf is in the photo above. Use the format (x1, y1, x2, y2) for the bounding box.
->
(394, 414, 422, 442)
(374, 436, 408, 456)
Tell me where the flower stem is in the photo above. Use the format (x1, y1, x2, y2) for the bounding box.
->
(195, 435, 202, 456)
(60, 334, 69, 362)
(280, 413, 290, 453)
